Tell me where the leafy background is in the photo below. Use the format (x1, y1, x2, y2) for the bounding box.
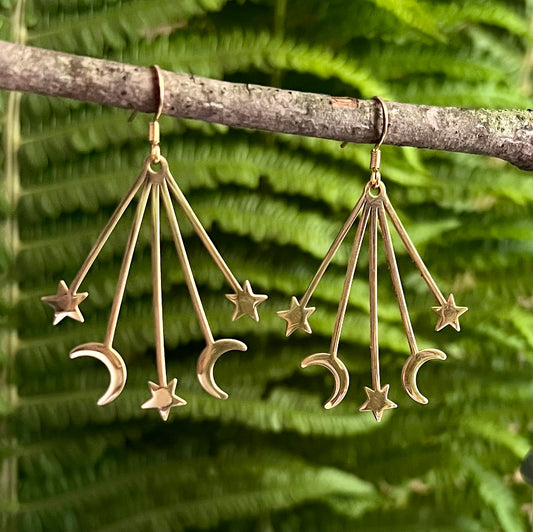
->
(1, 0, 531, 530)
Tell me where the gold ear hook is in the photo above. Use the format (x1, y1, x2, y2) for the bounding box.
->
(153, 65, 165, 121)
(149, 65, 165, 163)
(372, 96, 389, 150)
(369, 96, 389, 187)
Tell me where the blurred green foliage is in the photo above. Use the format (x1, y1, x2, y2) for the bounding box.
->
(1, 0, 531, 531)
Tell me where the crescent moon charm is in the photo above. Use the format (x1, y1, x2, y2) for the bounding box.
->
(197, 339, 247, 400)
(70, 342, 127, 405)
(301, 353, 350, 409)
(401, 348, 447, 404)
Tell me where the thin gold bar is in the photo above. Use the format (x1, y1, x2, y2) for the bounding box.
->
(329, 204, 371, 356)
(377, 204, 418, 355)
(165, 174, 241, 294)
(368, 206, 380, 391)
(71, 158, 150, 293)
(150, 184, 167, 387)
(104, 180, 151, 347)
(382, 194, 447, 306)
(160, 179, 214, 344)
(301, 189, 367, 307)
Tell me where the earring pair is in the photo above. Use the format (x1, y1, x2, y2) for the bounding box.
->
(43, 70, 467, 422)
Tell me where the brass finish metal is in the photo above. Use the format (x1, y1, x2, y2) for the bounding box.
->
(150, 183, 166, 386)
(432, 293, 468, 332)
(104, 180, 151, 348)
(358, 200, 397, 421)
(42, 65, 266, 419)
(69, 343, 127, 406)
(280, 97, 467, 420)
(377, 203, 447, 404)
(160, 175, 248, 400)
(299, 203, 370, 409)
(165, 174, 268, 321)
(41, 164, 148, 324)
(41, 280, 87, 325)
(277, 191, 367, 336)
(141, 379, 187, 422)
(67, 180, 151, 408)
(372, 96, 389, 150)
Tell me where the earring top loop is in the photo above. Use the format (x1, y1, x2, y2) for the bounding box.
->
(372, 96, 389, 150)
(153, 65, 165, 122)
(149, 65, 165, 162)
(369, 96, 389, 186)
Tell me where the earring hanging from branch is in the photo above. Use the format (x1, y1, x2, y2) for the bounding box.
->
(42, 66, 268, 420)
(277, 97, 467, 421)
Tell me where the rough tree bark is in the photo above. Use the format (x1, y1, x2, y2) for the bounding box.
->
(0, 40, 531, 171)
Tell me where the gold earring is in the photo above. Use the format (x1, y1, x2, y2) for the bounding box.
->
(277, 97, 467, 421)
(42, 65, 268, 420)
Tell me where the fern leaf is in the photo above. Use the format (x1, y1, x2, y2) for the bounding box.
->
(28, 0, 229, 54)
(367, 0, 443, 40)
(464, 457, 525, 532)
(117, 29, 389, 97)
(427, 0, 532, 40)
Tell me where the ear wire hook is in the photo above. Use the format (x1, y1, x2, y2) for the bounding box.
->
(372, 96, 389, 149)
(153, 65, 165, 121)
(369, 96, 389, 187)
(149, 65, 165, 163)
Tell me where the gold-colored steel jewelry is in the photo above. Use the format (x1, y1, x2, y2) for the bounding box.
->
(278, 96, 467, 421)
(42, 65, 267, 420)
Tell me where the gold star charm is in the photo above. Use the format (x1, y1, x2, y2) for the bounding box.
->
(359, 384, 397, 422)
(41, 280, 88, 325)
(226, 280, 268, 322)
(432, 293, 468, 332)
(141, 378, 187, 421)
(277, 296, 316, 336)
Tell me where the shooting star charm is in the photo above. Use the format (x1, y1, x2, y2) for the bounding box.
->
(42, 66, 267, 419)
(278, 97, 467, 421)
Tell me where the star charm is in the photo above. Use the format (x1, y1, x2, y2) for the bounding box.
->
(226, 280, 268, 322)
(359, 384, 397, 422)
(41, 280, 88, 325)
(141, 378, 187, 421)
(277, 296, 316, 336)
(432, 293, 468, 332)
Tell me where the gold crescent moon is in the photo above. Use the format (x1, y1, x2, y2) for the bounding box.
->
(401, 348, 446, 404)
(69, 342, 127, 405)
(300, 353, 350, 409)
(197, 339, 247, 400)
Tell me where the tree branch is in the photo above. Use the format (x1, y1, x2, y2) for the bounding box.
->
(0, 40, 531, 171)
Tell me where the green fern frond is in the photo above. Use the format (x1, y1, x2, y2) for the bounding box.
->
(18, 241, 394, 323)
(18, 137, 436, 224)
(15, 380, 384, 438)
(19, 106, 225, 171)
(3, 1, 532, 531)
(17, 139, 362, 219)
(392, 78, 530, 108)
(462, 418, 530, 459)
(27, 0, 229, 54)
(117, 29, 389, 97)
(100, 459, 375, 532)
(427, 0, 532, 40)
(18, 186, 462, 266)
(367, 0, 443, 40)
(467, 27, 528, 79)
(15, 448, 375, 532)
(16, 290, 411, 370)
(359, 43, 510, 84)
(464, 457, 525, 532)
